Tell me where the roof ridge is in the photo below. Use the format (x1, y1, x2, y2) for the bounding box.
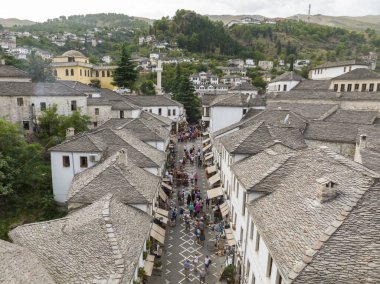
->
(231, 121, 266, 152)
(288, 182, 377, 281)
(99, 194, 126, 283)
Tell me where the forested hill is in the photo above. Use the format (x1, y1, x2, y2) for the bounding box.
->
(152, 10, 242, 56)
(17, 13, 149, 33)
(227, 21, 380, 64)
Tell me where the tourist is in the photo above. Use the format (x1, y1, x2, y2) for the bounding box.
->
(199, 269, 206, 283)
(184, 259, 191, 278)
(204, 255, 211, 272)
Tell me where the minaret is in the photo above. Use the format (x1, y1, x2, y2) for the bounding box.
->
(156, 60, 163, 95)
(308, 4, 311, 23)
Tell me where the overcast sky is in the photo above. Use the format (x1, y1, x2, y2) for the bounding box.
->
(1, 0, 380, 22)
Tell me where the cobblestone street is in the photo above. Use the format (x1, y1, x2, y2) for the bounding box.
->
(149, 138, 225, 284)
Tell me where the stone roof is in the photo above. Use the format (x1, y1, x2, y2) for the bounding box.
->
(293, 79, 331, 90)
(229, 82, 257, 91)
(140, 110, 173, 126)
(68, 150, 160, 205)
(61, 50, 86, 57)
(59, 80, 100, 93)
(124, 95, 183, 107)
(0, 240, 55, 284)
(246, 147, 380, 282)
(0, 82, 87, 97)
(323, 109, 377, 124)
(267, 102, 338, 119)
(0, 64, 31, 78)
(357, 125, 380, 152)
(304, 121, 364, 143)
(208, 94, 265, 107)
(99, 118, 169, 141)
(9, 194, 152, 284)
(219, 121, 307, 155)
(358, 149, 380, 173)
(332, 68, 380, 80)
(313, 60, 368, 69)
(49, 128, 165, 168)
(270, 71, 305, 83)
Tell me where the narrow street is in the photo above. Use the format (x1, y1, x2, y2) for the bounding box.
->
(149, 137, 224, 284)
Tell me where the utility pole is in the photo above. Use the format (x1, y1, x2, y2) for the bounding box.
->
(308, 4, 311, 24)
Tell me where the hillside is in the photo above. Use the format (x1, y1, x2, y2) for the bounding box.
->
(0, 18, 35, 27)
(289, 14, 380, 33)
(207, 15, 265, 25)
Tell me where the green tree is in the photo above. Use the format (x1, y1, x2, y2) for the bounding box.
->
(112, 43, 138, 90)
(89, 79, 101, 88)
(139, 80, 156, 95)
(28, 50, 55, 82)
(174, 75, 200, 122)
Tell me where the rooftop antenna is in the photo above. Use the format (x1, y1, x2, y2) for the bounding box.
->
(308, 4, 311, 23)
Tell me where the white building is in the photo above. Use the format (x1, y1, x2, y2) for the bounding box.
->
(309, 60, 369, 80)
(267, 71, 305, 92)
(258, 61, 274, 70)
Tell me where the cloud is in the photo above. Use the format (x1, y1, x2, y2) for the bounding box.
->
(0, 0, 379, 22)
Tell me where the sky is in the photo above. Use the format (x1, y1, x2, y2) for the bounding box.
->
(1, 0, 380, 22)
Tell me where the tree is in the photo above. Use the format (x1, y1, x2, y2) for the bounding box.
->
(174, 75, 201, 123)
(89, 79, 101, 88)
(112, 43, 138, 90)
(28, 50, 55, 82)
(139, 80, 156, 95)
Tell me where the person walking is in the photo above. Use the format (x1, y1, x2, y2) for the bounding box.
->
(184, 259, 191, 278)
(188, 202, 194, 217)
(199, 269, 206, 283)
(192, 253, 199, 273)
(204, 255, 211, 273)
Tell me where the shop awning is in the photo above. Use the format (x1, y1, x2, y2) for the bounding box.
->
(150, 229, 165, 244)
(207, 187, 223, 199)
(227, 238, 237, 246)
(162, 182, 173, 191)
(219, 202, 230, 217)
(146, 255, 155, 262)
(225, 228, 233, 235)
(202, 143, 212, 152)
(208, 174, 221, 186)
(159, 188, 168, 202)
(155, 213, 168, 224)
(156, 208, 169, 217)
(202, 132, 209, 136)
(206, 165, 217, 174)
(205, 153, 214, 161)
(144, 260, 154, 276)
(152, 223, 166, 237)
(202, 138, 211, 144)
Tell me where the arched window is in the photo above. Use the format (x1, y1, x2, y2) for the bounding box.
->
(102, 71, 105, 77)
(71, 69, 74, 76)
(65, 69, 69, 76)
(54, 70, 58, 77)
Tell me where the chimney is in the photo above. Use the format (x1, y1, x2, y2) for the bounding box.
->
(117, 149, 128, 167)
(359, 134, 367, 149)
(66, 127, 75, 138)
(316, 178, 337, 203)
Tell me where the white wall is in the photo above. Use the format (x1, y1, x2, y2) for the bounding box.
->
(142, 106, 182, 122)
(210, 107, 244, 133)
(267, 80, 300, 92)
(51, 151, 101, 203)
(146, 141, 165, 151)
(309, 64, 368, 80)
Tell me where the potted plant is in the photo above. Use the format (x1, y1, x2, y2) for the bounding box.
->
(220, 264, 235, 284)
(153, 260, 163, 276)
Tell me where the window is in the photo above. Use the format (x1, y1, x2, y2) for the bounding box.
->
(167, 109, 171, 116)
(246, 260, 251, 280)
(22, 121, 29, 130)
(54, 70, 57, 77)
(68, 56, 75, 62)
(347, 84, 352, 92)
(80, 69, 82, 76)
(71, 100, 77, 111)
(276, 272, 283, 284)
(40, 102, 46, 111)
(354, 84, 360, 91)
(120, 111, 124, 118)
(267, 255, 273, 277)
(107, 70, 110, 77)
(158, 108, 162, 115)
(93, 122, 98, 127)
(243, 109, 247, 115)
(70, 69, 74, 76)
(369, 83, 374, 92)
(255, 232, 260, 251)
(242, 192, 246, 215)
(344, 66, 346, 72)
(362, 84, 367, 92)
(17, 97, 24, 106)
(236, 183, 239, 198)
(349, 66, 352, 71)
(62, 156, 70, 167)
(283, 84, 287, 91)
(333, 84, 338, 91)
(240, 227, 243, 245)
(149, 109, 152, 113)
(250, 222, 254, 239)
(102, 71, 105, 77)
(96, 71, 99, 77)
(95, 108, 100, 115)
(377, 83, 380, 91)
(80, 156, 88, 168)
(173, 109, 176, 116)
(340, 84, 345, 92)
(251, 274, 256, 284)
(277, 85, 281, 91)
(65, 69, 69, 76)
